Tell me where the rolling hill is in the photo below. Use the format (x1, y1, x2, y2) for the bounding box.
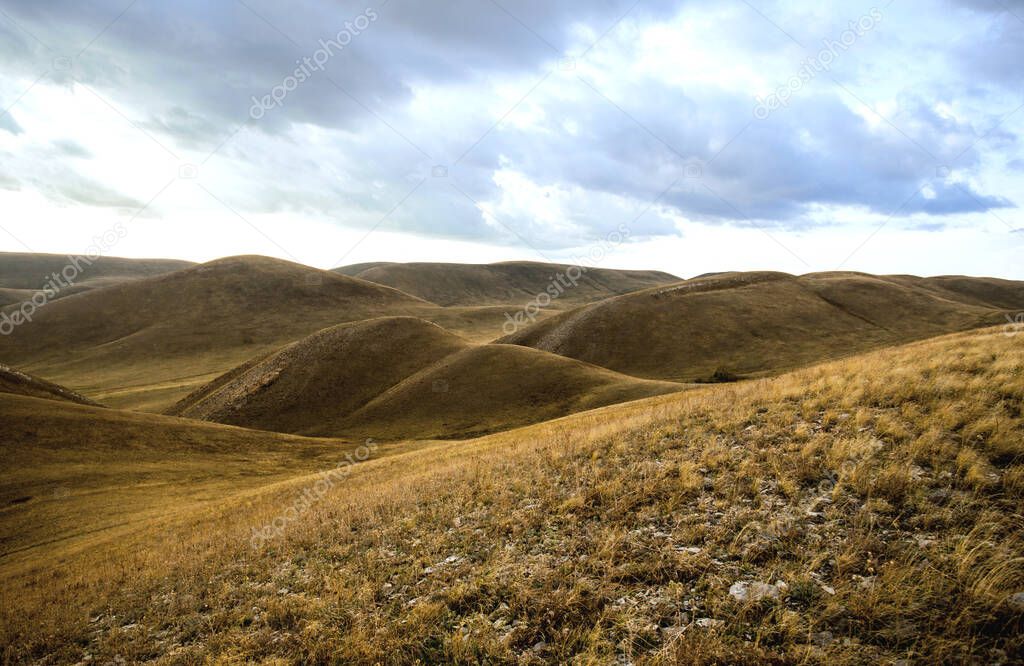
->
(0, 364, 100, 405)
(500, 271, 1022, 382)
(333, 260, 681, 307)
(0, 252, 194, 306)
(0, 287, 33, 309)
(0, 390, 386, 572)
(0, 256, 431, 410)
(3, 326, 1021, 663)
(0, 256, 570, 410)
(172, 316, 682, 439)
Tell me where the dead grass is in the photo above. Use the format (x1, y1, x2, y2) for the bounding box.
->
(1, 327, 1023, 664)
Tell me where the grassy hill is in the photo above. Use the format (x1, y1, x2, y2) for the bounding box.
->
(331, 261, 395, 277)
(0, 391, 400, 575)
(333, 260, 681, 307)
(0, 252, 193, 305)
(0, 364, 100, 405)
(0, 256, 524, 411)
(172, 317, 682, 439)
(500, 271, 1021, 382)
(0, 287, 34, 309)
(2, 326, 1021, 663)
(884, 274, 1024, 310)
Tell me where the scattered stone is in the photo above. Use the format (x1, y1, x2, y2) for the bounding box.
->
(812, 630, 834, 647)
(1006, 592, 1024, 611)
(695, 618, 724, 629)
(729, 581, 784, 602)
(853, 575, 876, 590)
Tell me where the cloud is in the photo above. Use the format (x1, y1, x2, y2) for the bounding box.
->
(51, 139, 92, 158)
(0, 112, 23, 135)
(36, 171, 146, 210)
(0, 0, 676, 140)
(0, 0, 1019, 249)
(0, 170, 20, 191)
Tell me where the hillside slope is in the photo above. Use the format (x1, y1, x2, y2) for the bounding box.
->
(3, 327, 1021, 663)
(884, 274, 1024, 310)
(0, 364, 100, 405)
(334, 260, 681, 307)
(0, 252, 193, 304)
(0, 257, 433, 410)
(0, 392, 380, 571)
(0, 257, 568, 410)
(500, 271, 1019, 382)
(172, 317, 682, 439)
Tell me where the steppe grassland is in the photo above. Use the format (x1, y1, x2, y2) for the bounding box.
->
(2, 326, 1022, 664)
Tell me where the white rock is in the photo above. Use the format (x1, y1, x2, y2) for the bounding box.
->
(1007, 592, 1024, 611)
(729, 581, 783, 602)
(853, 575, 876, 590)
(695, 618, 724, 629)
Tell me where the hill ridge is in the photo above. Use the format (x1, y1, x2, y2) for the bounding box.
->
(172, 316, 682, 439)
(500, 271, 1021, 382)
(333, 260, 682, 307)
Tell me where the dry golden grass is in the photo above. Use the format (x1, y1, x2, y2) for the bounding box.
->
(0, 364, 99, 405)
(2, 327, 1023, 664)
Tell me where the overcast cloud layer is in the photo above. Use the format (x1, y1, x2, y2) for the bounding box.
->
(0, 0, 1022, 277)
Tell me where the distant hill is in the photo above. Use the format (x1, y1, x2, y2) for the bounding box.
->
(0, 256, 568, 411)
(172, 317, 682, 439)
(882, 274, 1024, 310)
(0, 364, 100, 405)
(500, 271, 1022, 382)
(331, 261, 396, 277)
(0, 252, 194, 306)
(0, 288, 32, 309)
(332, 260, 681, 307)
(0, 256, 433, 410)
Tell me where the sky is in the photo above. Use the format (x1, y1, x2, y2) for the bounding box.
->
(0, 0, 1022, 278)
